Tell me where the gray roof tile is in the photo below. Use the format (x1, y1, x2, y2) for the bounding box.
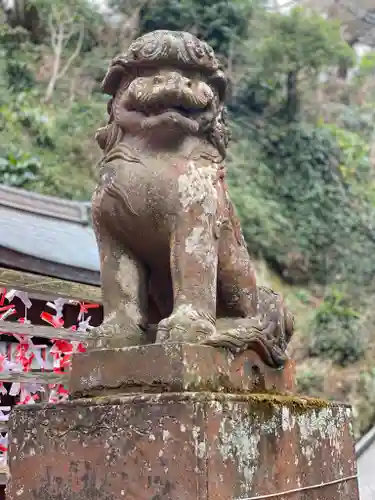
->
(0, 185, 100, 272)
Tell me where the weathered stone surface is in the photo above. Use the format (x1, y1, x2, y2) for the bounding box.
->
(7, 393, 359, 500)
(89, 29, 294, 367)
(69, 344, 295, 398)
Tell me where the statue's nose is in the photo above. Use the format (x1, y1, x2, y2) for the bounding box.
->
(165, 73, 192, 91)
(181, 76, 192, 89)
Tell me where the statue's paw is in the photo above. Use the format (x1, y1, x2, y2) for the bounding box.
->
(201, 316, 288, 368)
(201, 317, 262, 352)
(88, 318, 147, 349)
(156, 305, 216, 343)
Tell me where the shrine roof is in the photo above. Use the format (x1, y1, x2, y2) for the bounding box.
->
(356, 425, 375, 500)
(0, 184, 100, 285)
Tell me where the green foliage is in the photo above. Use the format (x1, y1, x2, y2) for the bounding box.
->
(356, 51, 375, 80)
(80, 46, 113, 85)
(308, 288, 364, 366)
(228, 120, 375, 287)
(296, 368, 324, 395)
(0, 25, 35, 91)
(293, 290, 312, 305)
(324, 125, 369, 177)
(0, 92, 55, 148)
(0, 89, 99, 200)
(230, 7, 354, 120)
(0, 148, 41, 188)
(138, 0, 257, 60)
(256, 8, 354, 75)
(323, 124, 375, 202)
(31, 0, 103, 51)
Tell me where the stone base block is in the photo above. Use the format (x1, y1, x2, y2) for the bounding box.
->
(8, 393, 358, 500)
(69, 343, 295, 398)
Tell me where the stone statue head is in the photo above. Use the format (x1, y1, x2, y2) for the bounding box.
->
(96, 30, 230, 158)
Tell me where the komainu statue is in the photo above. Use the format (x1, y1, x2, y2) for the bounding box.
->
(91, 30, 294, 368)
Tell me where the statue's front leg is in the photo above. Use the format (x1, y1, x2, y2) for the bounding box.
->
(156, 163, 219, 344)
(203, 195, 294, 367)
(89, 220, 149, 349)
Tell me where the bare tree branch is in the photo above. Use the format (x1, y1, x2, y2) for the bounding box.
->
(43, 6, 84, 103)
(58, 23, 84, 79)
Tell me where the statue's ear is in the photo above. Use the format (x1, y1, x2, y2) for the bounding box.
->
(95, 126, 109, 150)
(101, 64, 125, 95)
(207, 69, 230, 103)
(101, 62, 135, 96)
(107, 97, 113, 117)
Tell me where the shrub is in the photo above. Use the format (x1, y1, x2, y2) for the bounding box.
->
(227, 120, 375, 287)
(296, 368, 324, 395)
(138, 0, 253, 60)
(308, 288, 364, 366)
(0, 149, 41, 188)
(0, 25, 35, 92)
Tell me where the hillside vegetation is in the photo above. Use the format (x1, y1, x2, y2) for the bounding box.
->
(2, 0, 375, 438)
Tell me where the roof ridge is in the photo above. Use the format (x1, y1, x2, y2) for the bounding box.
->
(0, 184, 91, 225)
(356, 425, 375, 458)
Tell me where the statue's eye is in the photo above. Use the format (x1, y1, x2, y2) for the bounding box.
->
(153, 75, 163, 85)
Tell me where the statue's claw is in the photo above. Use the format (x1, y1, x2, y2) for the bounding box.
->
(156, 305, 216, 343)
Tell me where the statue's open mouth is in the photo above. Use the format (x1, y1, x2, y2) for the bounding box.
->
(167, 105, 201, 117)
(150, 105, 206, 119)
(168, 105, 191, 116)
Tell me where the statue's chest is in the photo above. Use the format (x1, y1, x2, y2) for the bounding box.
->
(98, 163, 117, 187)
(94, 145, 222, 215)
(100, 147, 217, 180)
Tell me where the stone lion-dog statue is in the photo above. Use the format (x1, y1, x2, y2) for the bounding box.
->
(91, 30, 294, 368)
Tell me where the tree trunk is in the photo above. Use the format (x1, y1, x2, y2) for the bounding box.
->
(43, 36, 62, 103)
(286, 71, 299, 120)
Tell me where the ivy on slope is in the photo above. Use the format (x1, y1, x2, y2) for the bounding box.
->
(228, 119, 375, 288)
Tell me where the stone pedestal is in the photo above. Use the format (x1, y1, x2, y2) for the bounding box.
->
(69, 344, 296, 397)
(7, 345, 359, 500)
